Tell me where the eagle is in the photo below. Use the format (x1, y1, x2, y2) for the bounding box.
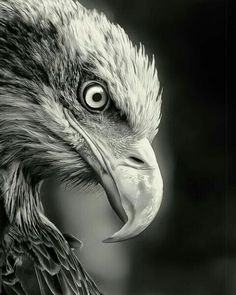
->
(0, 0, 163, 294)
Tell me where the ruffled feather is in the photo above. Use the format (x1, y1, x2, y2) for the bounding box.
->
(1, 223, 102, 295)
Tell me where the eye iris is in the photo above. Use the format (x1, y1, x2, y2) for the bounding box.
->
(81, 82, 109, 111)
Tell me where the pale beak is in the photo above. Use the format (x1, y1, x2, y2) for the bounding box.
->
(83, 136, 163, 243)
(64, 110, 163, 243)
(98, 138, 163, 242)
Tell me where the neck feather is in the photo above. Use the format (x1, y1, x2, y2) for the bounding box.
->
(1, 162, 43, 228)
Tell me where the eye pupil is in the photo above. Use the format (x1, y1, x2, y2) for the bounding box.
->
(92, 93, 102, 102)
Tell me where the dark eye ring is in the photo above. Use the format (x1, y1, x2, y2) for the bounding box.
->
(80, 81, 110, 112)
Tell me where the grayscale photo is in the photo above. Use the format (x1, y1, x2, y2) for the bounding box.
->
(0, 0, 226, 295)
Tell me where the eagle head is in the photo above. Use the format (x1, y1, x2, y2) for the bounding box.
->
(0, 0, 163, 242)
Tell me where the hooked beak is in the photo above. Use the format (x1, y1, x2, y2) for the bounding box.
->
(100, 138, 163, 243)
(65, 111, 163, 243)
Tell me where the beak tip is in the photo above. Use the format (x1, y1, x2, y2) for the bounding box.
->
(102, 238, 112, 243)
(102, 234, 128, 243)
(102, 237, 117, 243)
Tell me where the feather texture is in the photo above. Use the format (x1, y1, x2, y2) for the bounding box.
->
(1, 219, 101, 295)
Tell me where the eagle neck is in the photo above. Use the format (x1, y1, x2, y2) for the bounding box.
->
(1, 162, 43, 229)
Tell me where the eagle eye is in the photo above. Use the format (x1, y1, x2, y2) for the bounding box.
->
(80, 81, 109, 112)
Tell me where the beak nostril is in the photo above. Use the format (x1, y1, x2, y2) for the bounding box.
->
(129, 156, 145, 165)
